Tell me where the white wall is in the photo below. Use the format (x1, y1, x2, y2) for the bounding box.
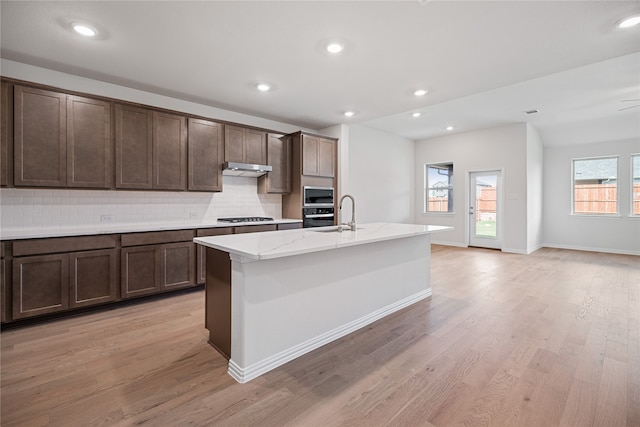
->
(526, 124, 544, 252)
(543, 138, 640, 255)
(344, 125, 415, 224)
(415, 123, 529, 253)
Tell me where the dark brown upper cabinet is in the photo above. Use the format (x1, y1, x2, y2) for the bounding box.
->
(153, 111, 187, 190)
(115, 104, 153, 189)
(258, 133, 291, 194)
(302, 134, 336, 178)
(13, 86, 112, 189)
(13, 86, 67, 187)
(1, 82, 13, 187)
(224, 124, 266, 165)
(188, 118, 223, 192)
(115, 105, 186, 190)
(66, 95, 112, 188)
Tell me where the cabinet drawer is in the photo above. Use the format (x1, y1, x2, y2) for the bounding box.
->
(121, 229, 194, 247)
(196, 227, 233, 237)
(13, 235, 117, 256)
(277, 222, 302, 230)
(233, 225, 277, 234)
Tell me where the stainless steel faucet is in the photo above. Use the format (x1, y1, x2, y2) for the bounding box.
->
(338, 194, 356, 232)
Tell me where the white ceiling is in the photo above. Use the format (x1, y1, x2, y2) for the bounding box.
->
(1, 1, 639, 146)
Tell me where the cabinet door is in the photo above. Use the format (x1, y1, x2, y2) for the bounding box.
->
(14, 86, 66, 187)
(153, 111, 186, 190)
(302, 135, 319, 176)
(115, 104, 153, 189)
(188, 118, 223, 192)
(160, 242, 195, 290)
(67, 96, 112, 188)
(244, 129, 266, 165)
(260, 134, 290, 193)
(1, 82, 13, 187)
(121, 245, 160, 298)
(13, 254, 69, 319)
(1, 256, 10, 323)
(224, 125, 245, 163)
(70, 249, 117, 308)
(317, 138, 335, 178)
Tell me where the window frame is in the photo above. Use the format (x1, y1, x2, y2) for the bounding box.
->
(424, 162, 454, 214)
(631, 154, 640, 217)
(571, 156, 619, 216)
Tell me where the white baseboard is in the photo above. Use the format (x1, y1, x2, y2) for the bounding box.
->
(227, 288, 432, 384)
(542, 243, 640, 256)
(430, 240, 467, 248)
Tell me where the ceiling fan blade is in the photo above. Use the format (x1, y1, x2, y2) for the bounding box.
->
(618, 104, 640, 111)
(621, 99, 640, 102)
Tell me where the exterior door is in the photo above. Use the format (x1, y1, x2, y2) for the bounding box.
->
(469, 171, 502, 249)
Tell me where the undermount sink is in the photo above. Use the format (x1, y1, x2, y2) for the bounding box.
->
(311, 227, 363, 233)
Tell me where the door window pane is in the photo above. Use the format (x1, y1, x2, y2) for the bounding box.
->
(474, 175, 497, 238)
(425, 163, 453, 212)
(573, 157, 618, 215)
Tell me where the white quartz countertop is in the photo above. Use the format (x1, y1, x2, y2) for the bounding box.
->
(194, 222, 452, 260)
(0, 218, 302, 240)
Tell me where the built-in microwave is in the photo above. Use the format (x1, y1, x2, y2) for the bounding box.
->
(303, 186, 334, 207)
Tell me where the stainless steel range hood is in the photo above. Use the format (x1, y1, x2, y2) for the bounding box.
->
(222, 162, 272, 177)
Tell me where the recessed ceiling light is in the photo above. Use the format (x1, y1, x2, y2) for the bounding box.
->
(414, 89, 428, 96)
(412, 112, 421, 118)
(256, 83, 271, 92)
(446, 126, 454, 131)
(617, 14, 640, 28)
(344, 111, 355, 117)
(72, 23, 97, 37)
(326, 42, 344, 54)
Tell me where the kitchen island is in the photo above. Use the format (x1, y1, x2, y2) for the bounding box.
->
(194, 222, 451, 383)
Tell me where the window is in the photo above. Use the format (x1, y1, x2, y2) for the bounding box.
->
(425, 163, 453, 212)
(572, 157, 618, 215)
(633, 155, 640, 216)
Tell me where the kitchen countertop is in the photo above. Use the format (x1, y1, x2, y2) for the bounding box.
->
(194, 222, 452, 261)
(0, 218, 302, 241)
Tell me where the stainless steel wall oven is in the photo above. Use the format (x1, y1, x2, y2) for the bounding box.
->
(302, 207, 335, 228)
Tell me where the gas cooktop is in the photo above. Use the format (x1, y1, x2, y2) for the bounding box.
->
(217, 217, 275, 223)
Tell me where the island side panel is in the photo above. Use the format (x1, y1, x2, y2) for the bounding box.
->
(228, 234, 431, 382)
(205, 248, 232, 360)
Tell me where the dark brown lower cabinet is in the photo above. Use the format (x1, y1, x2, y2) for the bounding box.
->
(121, 245, 161, 298)
(13, 253, 69, 319)
(70, 249, 117, 308)
(160, 242, 195, 291)
(4, 224, 297, 322)
(12, 249, 118, 319)
(120, 231, 196, 299)
(1, 242, 10, 323)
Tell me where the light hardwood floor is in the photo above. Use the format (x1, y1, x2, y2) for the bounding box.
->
(1, 245, 638, 426)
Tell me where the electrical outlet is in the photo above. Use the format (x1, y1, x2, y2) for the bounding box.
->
(100, 215, 114, 223)
(189, 212, 198, 219)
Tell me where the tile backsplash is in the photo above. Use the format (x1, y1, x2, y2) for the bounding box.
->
(0, 176, 282, 232)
